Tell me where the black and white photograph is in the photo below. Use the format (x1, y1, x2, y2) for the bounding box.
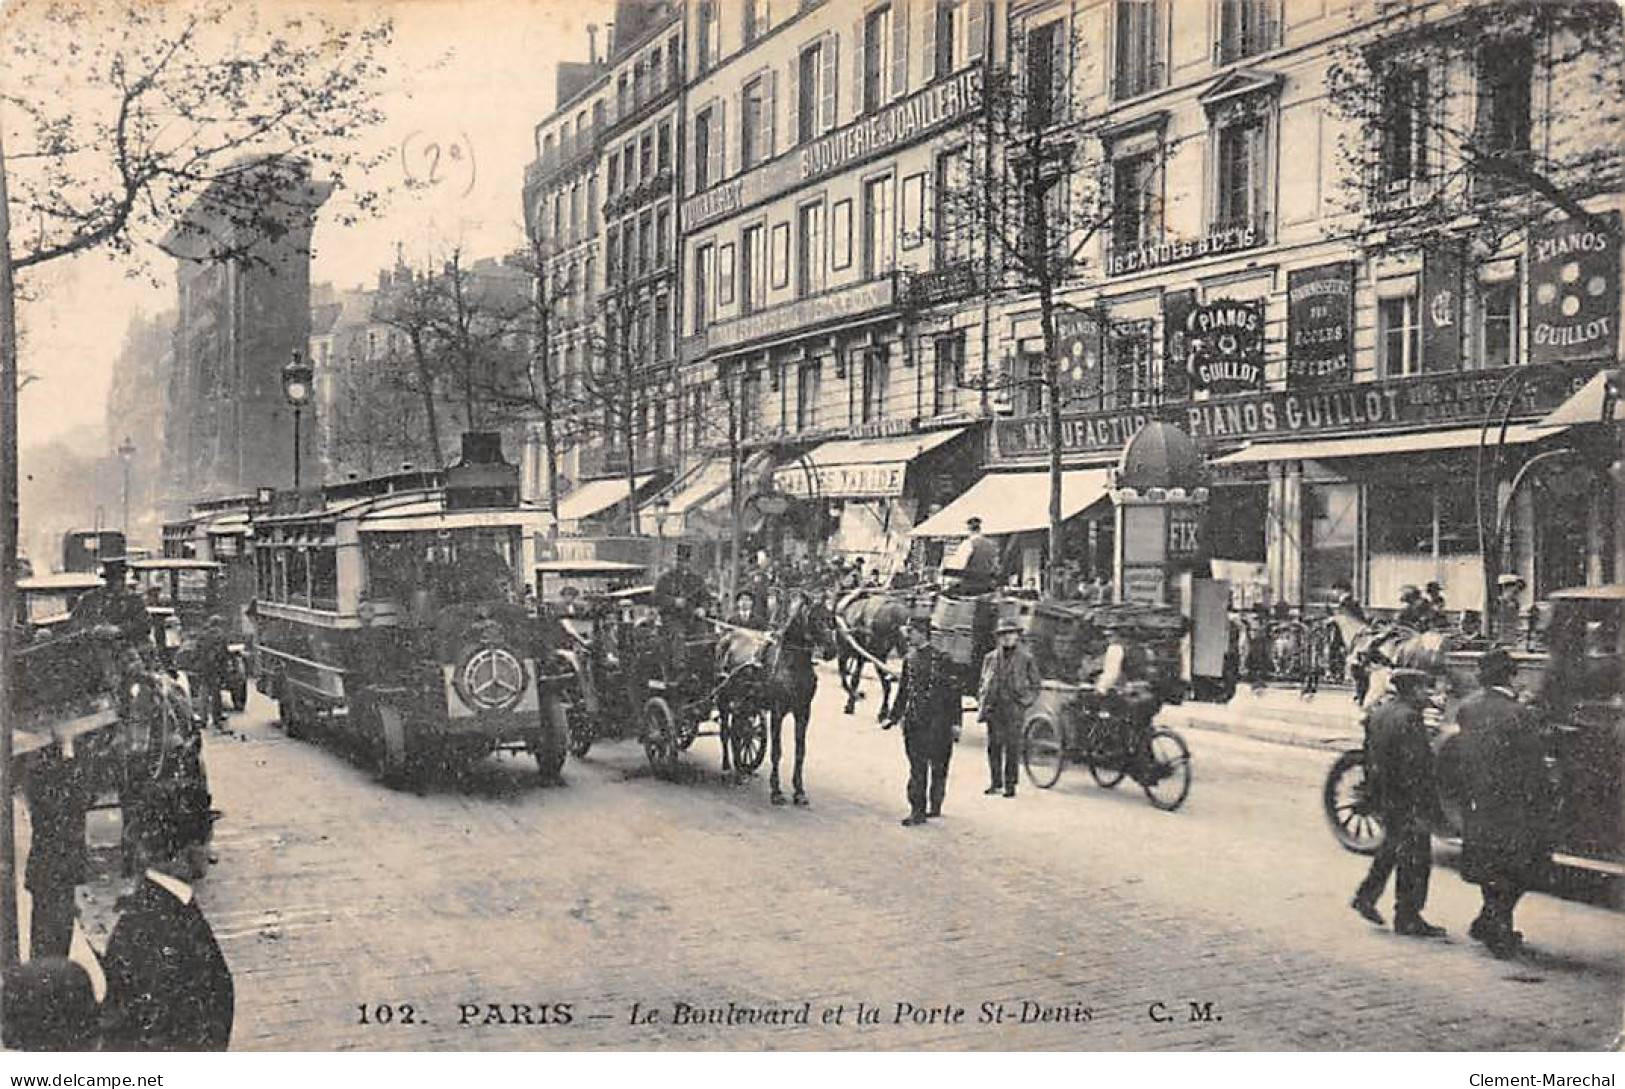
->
(0, 0, 1621, 1073)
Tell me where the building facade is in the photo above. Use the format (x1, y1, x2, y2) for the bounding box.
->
(977, 0, 1622, 613)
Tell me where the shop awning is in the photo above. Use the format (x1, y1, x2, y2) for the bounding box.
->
(775, 428, 967, 499)
(1214, 424, 1554, 465)
(641, 459, 730, 516)
(1537, 370, 1623, 428)
(556, 475, 655, 522)
(911, 469, 1113, 538)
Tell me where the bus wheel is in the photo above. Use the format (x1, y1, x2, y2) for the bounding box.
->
(372, 702, 415, 788)
(533, 695, 569, 784)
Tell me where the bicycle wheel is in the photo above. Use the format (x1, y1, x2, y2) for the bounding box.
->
(1022, 715, 1065, 789)
(1140, 727, 1192, 811)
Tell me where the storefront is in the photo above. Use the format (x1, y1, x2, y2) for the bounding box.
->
(990, 363, 1601, 611)
(555, 474, 663, 537)
(910, 468, 1115, 590)
(770, 424, 981, 575)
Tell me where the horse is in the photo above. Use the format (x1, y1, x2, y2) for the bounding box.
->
(1351, 626, 1462, 710)
(835, 588, 910, 719)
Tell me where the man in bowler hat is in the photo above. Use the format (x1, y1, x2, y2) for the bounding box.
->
(1457, 647, 1552, 958)
(1350, 667, 1446, 938)
(978, 616, 1040, 798)
(884, 617, 961, 825)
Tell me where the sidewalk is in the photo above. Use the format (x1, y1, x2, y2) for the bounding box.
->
(1161, 684, 1367, 752)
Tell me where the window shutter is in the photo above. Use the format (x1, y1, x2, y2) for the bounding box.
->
(1051, 21, 1069, 123)
(921, 0, 938, 82)
(787, 56, 801, 146)
(892, 0, 910, 101)
(1250, 122, 1268, 228)
(709, 102, 724, 189)
(765, 68, 778, 160)
(822, 33, 839, 132)
(968, 0, 985, 60)
(853, 15, 866, 113)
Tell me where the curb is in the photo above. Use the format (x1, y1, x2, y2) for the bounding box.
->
(1162, 705, 1360, 753)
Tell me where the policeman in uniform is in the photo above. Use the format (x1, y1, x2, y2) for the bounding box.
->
(884, 617, 960, 825)
(652, 543, 713, 675)
(1350, 666, 1446, 938)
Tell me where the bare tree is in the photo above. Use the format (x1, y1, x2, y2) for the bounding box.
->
(423, 249, 530, 434)
(371, 271, 452, 471)
(1325, 1, 1624, 250)
(936, 40, 1175, 589)
(3, 0, 393, 273)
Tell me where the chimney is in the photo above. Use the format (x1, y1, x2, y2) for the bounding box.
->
(587, 23, 599, 65)
(605, 21, 615, 58)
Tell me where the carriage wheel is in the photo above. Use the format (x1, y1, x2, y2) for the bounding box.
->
(732, 707, 769, 773)
(1323, 749, 1385, 855)
(642, 696, 680, 777)
(1140, 727, 1192, 811)
(1022, 716, 1065, 789)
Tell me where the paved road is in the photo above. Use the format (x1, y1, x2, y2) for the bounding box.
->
(56, 666, 1623, 1051)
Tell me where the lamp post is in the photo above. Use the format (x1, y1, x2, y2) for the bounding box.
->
(117, 435, 135, 536)
(282, 350, 314, 489)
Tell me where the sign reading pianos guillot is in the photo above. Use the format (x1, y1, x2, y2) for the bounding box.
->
(994, 364, 1595, 459)
(1186, 298, 1265, 394)
(1528, 210, 1620, 366)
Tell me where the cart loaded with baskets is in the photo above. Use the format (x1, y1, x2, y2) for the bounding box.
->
(1016, 599, 1194, 811)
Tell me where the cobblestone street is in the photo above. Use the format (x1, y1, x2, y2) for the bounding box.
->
(42, 666, 1615, 1052)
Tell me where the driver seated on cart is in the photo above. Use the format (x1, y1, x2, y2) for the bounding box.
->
(943, 516, 1000, 598)
(653, 543, 715, 679)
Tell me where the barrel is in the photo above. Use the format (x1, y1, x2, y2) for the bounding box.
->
(931, 594, 980, 630)
(930, 625, 978, 667)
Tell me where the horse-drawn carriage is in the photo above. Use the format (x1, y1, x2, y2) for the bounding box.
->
(1322, 585, 1625, 885)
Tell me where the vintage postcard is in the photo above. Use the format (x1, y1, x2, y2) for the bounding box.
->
(0, 0, 1620, 1065)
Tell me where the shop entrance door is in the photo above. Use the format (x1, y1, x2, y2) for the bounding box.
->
(1304, 482, 1360, 607)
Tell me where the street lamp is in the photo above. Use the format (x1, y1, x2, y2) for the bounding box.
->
(282, 350, 314, 489)
(117, 435, 135, 536)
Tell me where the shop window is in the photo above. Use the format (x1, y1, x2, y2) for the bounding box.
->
(1477, 266, 1520, 370)
(862, 346, 890, 423)
(1378, 294, 1421, 377)
(1215, 0, 1275, 65)
(1207, 484, 1266, 564)
(1304, 483, 1359, 608)
(1370, 481, 1434, 554)
(933, 332, 964, 416)
(797, 201, 825, 297)
(1114, 0, 1164, 100)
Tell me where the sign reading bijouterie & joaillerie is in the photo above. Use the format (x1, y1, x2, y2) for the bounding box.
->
(707, 277, 895, 353)
(993, 364, 1594, 459)
(682, 67, 985, 233)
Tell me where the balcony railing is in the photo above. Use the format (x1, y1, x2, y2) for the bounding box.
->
(902, 261, 983, 310)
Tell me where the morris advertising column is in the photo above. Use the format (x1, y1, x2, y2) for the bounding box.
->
(1109, 421, 1210, 606)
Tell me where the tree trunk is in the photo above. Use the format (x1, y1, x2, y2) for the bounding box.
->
(411, 331, 446, 471)
(728, 378, 743, 606)
(622, 327, 641, 538)
(0, 128, 22, 966)
(536, 299, 561, 529)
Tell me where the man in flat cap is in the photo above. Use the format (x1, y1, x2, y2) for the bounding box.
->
(945, 516, 1000, 597)
(977, 616, 1039, 798)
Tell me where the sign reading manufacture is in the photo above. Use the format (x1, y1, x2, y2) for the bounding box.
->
(995, 364, 1593, 459)
(682, 67, 985, 234)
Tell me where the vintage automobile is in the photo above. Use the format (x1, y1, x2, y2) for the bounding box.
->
(252, 433, 565, 786)
(60, 529, 125, 575)
(128, 557, 249, 710)
(533, 561, 654, 759)
(15, 572, 104, 633)
(1324, 584, 1624, 886)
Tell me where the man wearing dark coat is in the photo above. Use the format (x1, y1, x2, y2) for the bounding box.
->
(652, 544, 713, 675)
(884, 617, 961, 825)
(1351, 668, 1446, 937)
(1456, 648, 1552, 958)
(23, 741, 91, 960)
(978, 617, 1040, 798)
(101, 822, 234, 1051)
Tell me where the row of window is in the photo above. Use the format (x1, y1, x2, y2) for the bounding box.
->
(605, 203, 674, 285)
(255, 545, 338, 612)
(607, 121, 674, 200)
